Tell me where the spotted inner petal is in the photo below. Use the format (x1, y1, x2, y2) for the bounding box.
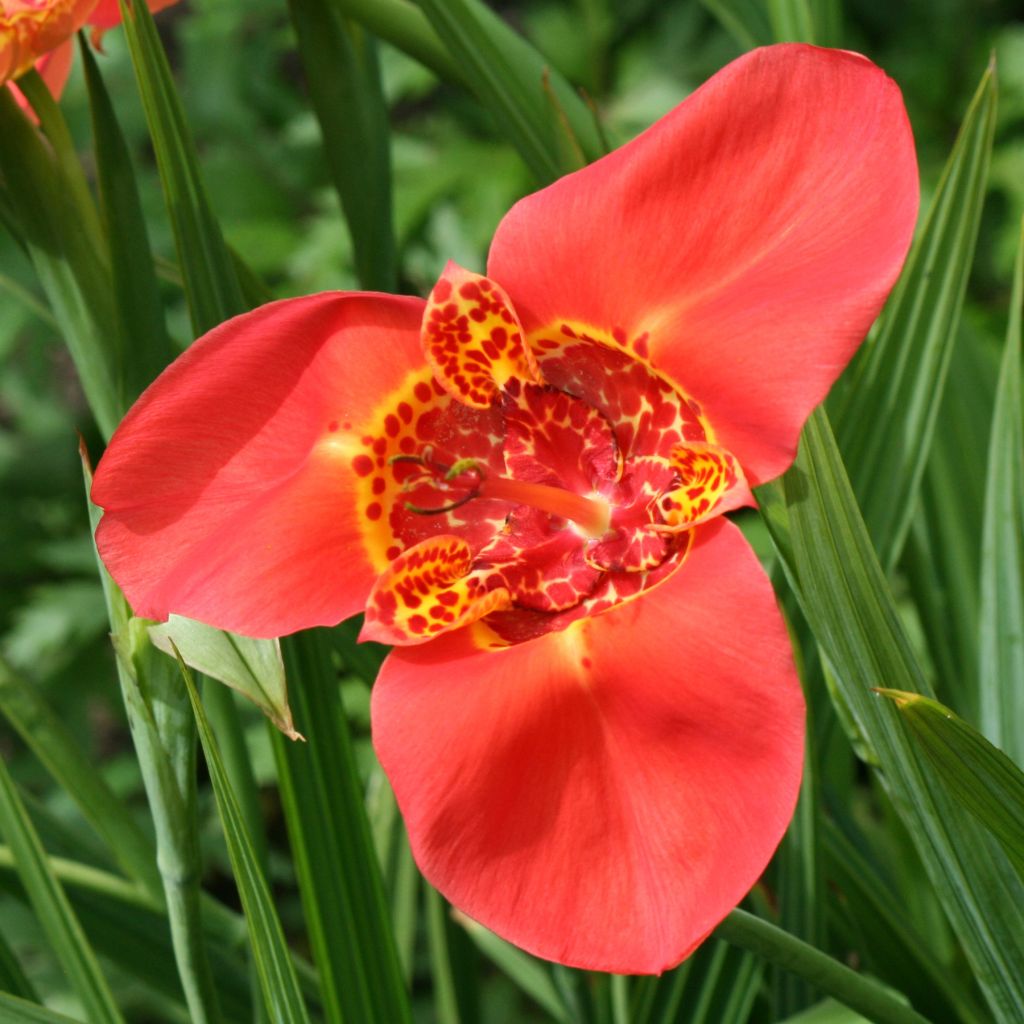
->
(348, 270, 748, 649)
(361, 535, 512, 646)
(422, 262, 543, 409)
(659, 442, 752, 530)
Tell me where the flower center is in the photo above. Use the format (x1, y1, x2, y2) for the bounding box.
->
(391, 450, 612, 538)
(354, 262, 750, 648)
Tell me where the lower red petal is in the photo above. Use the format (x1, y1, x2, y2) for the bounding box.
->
(372, 518, 803, 972)
(92, 292, 426, 636)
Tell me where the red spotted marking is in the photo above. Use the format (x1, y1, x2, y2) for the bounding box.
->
(361, 535, 511, 646)
(659, 442, 752, 529)
(422, 261, 543, 409)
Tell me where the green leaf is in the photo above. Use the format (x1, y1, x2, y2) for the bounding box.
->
(978, 219, 1024, 763)
(903, 333, 996, 716)
(773, 714, 825, 1019)
(411, 0, 605, 183)
(778, 1000, 871, 1024)
(760, 408, 1024, 1020)
(82, 448, 224, 1024)
(180, 653, 312, 1024)
(148, 617, 298, 740)
(833, 62, 997, 572)
(878, 690, 1024, 878)
(456, 918, 567, 1023)
(0, 994, 85, 1024)
(334, 0, 465, 83)
(768, 0, 817, 43)
(366, 767, 419, 983)
(715, 911, 927, 1024)
(79, 37, 171, 401)
(117, 0, 247, 333)
(0, 84, 121, 438)
(699, 0, 772, 49)
(0, 654, 162, 902)
(271, 630, 412, 1024)
(0, 757, 124, 1024)
(823, 820, 985, 1023)
(426, 887, 479, 1024)
(289, 0, 397, 291)
(0, 922, 36, 1002)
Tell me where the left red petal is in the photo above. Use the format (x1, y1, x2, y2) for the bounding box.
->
(372, 518, 803, 973)
(488, 44, 918, 486)
(92, 292, 426, 637)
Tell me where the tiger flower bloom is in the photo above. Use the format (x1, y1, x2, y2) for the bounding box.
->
(2, 0, 179, 110)
(1, 0, 96, 97)
(92, 45, 918, 972)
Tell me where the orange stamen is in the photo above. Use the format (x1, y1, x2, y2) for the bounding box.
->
(480, 476, 610, 537)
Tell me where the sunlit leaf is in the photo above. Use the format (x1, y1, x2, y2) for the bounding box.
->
(833, 62, 997, 571)
(148, 616, 298, 740)
(180, 653, 312, 1024)
(760, 409, 1024, 1020)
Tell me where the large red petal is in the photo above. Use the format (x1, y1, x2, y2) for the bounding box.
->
(372, 518, 803, 972)
(488, 44, 918, 485)
(93, 292, 426, 636)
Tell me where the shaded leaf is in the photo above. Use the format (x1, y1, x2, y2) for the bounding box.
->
(0, 757, 124, 1024)
(878, 690, 1024, 878)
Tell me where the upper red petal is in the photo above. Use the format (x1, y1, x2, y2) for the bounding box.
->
(92, 292, 426, 636)
(371, 518, 804, 972)
(87, 0, 177, 29)
(488, 44, 919, 485)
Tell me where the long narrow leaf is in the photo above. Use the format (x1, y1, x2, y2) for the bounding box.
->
(833, 63, 997, 571)
(823, 821, 985, 1023)
(0, 924, 36, 1002)
(271, 630, 412, 1024)
(0, 994, 85, 1024)
(0, 655, 162, 901)
(412, 0, 604, 182)
(878, 690, 1024, 878)
(978, 220, 1024, 762)
(289, 0, 397, 291)
(0, 86, 121, 437)
(761, 408, 1024, 1019)
(0, 757, 124, 1024)
(334, 0, 465, 83)
(716, 911, 927, 1024)
(79, 37, 172, 400)
(457, 918, 567, 1023)
(181, 656, 312, 1024)
(117, 0, 246, 332)
(82, 448, 224, 1024)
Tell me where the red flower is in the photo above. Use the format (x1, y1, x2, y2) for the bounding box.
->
(92, 45, 918, 972)
(1, 0, 96, 87)
(3, 0, 180, 112)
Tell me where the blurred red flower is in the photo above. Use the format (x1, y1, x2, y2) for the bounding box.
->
(3, 0, 179, 111)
